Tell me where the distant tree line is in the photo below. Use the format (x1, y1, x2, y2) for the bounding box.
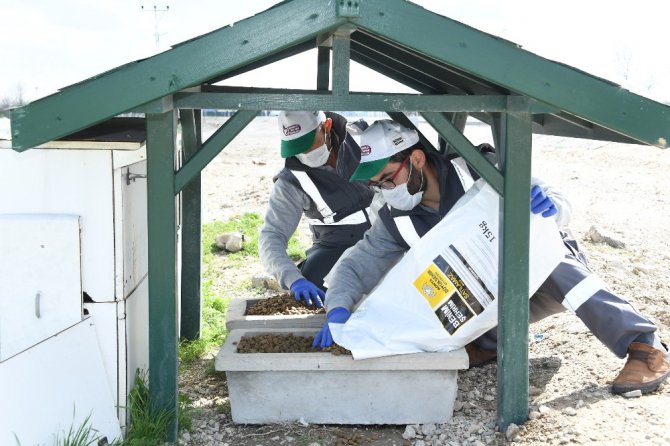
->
(0, 85, 26, 118)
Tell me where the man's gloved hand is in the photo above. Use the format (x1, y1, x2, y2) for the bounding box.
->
(530, 185, 558, 218)
(290, 278, 325, 308)
(312, 307, 351, 348)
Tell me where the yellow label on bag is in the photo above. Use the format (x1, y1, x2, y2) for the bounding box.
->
(413, 264, 455, 308)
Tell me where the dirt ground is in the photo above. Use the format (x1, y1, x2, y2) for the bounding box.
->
(179, 116, 670, 446)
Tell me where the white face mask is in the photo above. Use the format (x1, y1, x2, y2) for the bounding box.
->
(296, 126, 330, 168)
(296, 143, 329, 167)
(381, 182, 424, 210)
(380, 163, 424, 211)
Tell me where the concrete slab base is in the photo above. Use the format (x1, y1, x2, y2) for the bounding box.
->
(216, 328, 469, 425)
(225, 297, 326, 331)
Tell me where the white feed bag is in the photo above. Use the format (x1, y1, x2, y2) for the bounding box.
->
(331, 179, 566, 359)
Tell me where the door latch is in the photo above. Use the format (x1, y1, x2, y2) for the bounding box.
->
(126, 167, 147, 185)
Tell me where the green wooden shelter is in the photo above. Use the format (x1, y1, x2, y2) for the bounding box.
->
(10, 0, 669, 439)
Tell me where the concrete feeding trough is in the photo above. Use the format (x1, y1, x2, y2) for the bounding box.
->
(225, 296, 326, 331)
(215, 328, 469, 424)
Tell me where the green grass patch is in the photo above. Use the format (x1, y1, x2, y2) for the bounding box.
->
(202, 212, 305, 268)
(214, 399, 232, 417)
(179, 278, 229, 364)
(180, 213, 307, 364)
(51, 410, 101, 446)
(120, 370, 192, 445)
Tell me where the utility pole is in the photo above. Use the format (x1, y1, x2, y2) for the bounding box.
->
(141, 4, 170, 50)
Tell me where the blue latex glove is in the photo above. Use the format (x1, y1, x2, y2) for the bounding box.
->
(290, 278, 325, 308)
(530, 185, 558, 218)
(312, 307, 351, 348)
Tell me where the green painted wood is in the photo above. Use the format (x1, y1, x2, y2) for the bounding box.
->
(440, 112, 468, 155)
(131, 96, 175, 114)
(350, 31, 494, 95)
(174, 91, 508, 112)
(528, 100, 560, 115)
(386, 111, 437, 153)
(9, 0, 346, 151)
(496, 101, 532, 431)
(421, 112, 503, 195)
(336, 0, 361, 17)
(179, 109, 202, 341)
(358, 0, 670, 148)
(146, 110, 179, 440)
(174, 110, 257, 194)
(473, 111, 643, 145)
(332, 31, 352, 95)
(317, 46, 331, 91)
(490, 113, 503, 158)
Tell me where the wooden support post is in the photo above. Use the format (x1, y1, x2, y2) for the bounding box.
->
(332, 27, 354, 95)
(490, 113, 503, 157)
(440, 112, 469, 155)
(179, 109, 202, 341)
(421, 111, 503, 195)
(496, 98, 532, 431)
(174, 110, 257, 194)
(146, 109, 179, 440)
(317, 45, 331, 91)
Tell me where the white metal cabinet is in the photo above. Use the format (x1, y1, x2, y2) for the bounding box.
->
(0, 147, 149, 303)
(0, 319, 122, 445)
(84, 277, 149, 429)
(117, 159, 149, 298)
(83, 301, 120, 407)
(0, 149, 115, 302)
(124, 278, 150, 400)
(88, 156, 149, 412)
(0, 143, 150, 434)
(0, 214, 82, 361)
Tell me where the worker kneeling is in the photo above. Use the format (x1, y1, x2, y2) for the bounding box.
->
(314, 119, 670, 396)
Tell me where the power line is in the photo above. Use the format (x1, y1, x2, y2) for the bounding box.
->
(141, 4, 170, 50)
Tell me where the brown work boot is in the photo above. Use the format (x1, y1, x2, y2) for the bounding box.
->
(611, 342, 670, 394)
(464, 342, 497, 368)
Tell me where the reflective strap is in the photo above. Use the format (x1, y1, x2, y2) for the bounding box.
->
(451, 157, 475, 192)
(393, 215, 421, 248)
(368, 192, 386, 226)
(561, 273, 608, 313)
(308, 208, 370, 226)
(291, 170, 335, 221)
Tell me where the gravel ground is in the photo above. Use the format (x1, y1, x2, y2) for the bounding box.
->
(178, 116, 670, 446)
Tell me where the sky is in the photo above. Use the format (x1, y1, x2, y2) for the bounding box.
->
(1, 0, 670, 104)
